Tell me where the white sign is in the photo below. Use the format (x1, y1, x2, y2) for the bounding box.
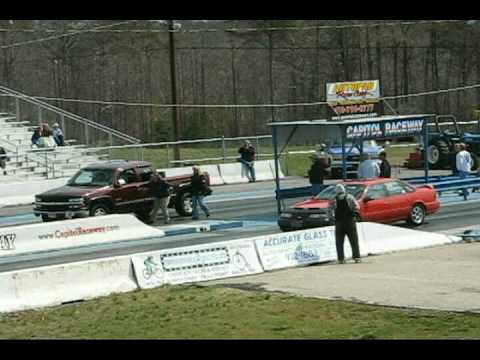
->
(255, 227, 341, 271)
(327, 80, 380, 104)
(0, 214, 165, 257)
(132, 239, 263, 289)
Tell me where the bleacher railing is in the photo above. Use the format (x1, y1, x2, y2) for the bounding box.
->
(0, 85, 140, 147)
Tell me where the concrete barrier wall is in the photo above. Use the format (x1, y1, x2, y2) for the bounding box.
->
(0, 220, 464, 314)
(157, 166, 192, 178)
(268, 160, 285, 179)
(199, 164, 224, 186)
(0, 178, 68, 207)
(357, 222, 457, 255)
(253, 160, 275, 182)
(0, 214, 165, 257)
(132, 238, 263, 289)
(0, 255, 137, 313)
(218, 163, 250, 184)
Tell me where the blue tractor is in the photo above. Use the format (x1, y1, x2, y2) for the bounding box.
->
(425, 115, 480, 170)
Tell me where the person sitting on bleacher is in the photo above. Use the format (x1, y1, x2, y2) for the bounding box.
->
(36, 123, 56, 148)
(31, 127, 41, 147)
(0, 146, 9, 175)
(52, 123, 65, 146)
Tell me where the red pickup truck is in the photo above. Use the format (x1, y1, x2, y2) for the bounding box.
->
(33, 161, 202, 222)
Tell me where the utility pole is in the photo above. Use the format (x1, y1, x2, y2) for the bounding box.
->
(168, 20, 180, 161)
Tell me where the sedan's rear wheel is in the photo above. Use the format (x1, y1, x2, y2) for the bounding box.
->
(407, 204, 425, 226)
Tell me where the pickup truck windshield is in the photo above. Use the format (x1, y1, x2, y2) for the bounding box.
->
(315, 184, 366, 200)
(69, 169, 114, 186)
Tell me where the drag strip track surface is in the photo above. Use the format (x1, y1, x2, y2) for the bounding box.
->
(1, 176, 480, 272)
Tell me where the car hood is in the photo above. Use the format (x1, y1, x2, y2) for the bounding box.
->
(291, 198, 331, 210)
(37, 185, 105, 198)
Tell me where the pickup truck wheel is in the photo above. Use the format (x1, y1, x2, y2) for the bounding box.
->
(175, 192, 192, 217)
(90, 203, 110, 217)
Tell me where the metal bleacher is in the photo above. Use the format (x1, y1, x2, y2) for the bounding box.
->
(0, 114, 109, 183)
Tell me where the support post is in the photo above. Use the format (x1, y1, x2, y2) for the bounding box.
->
(272, 126, 282, 215)
(108, 133, 113, 160)
(61, 115, 66, 139)
(37, 106, 42, 126)
(15, 97, 20, 123)
(424, 116, 429, 183)
(168, 20, 180, 161)
(222, 136, 226, 162)
(341, 126, 347, 180)
(85, 123, 89, 146)
(166, 144, 170, 167)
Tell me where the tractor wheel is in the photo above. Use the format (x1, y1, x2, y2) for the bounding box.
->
(471, 152, 480, 171)
(427, 140, 450, 169)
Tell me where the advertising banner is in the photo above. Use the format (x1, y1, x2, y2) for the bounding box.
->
(327, 80, 380, 104)
(326, 80, 381, 120)
(345, 118, 425, 140)
(255, 227, 344, 271)
(132, 239, 263, 289)
(0, 214, 165, 257)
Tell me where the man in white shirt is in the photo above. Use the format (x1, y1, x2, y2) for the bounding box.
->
(357, 153, 380, 179)
(456, 143, 472, 199)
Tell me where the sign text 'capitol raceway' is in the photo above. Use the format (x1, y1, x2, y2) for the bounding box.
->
(345, 118, 425, 140)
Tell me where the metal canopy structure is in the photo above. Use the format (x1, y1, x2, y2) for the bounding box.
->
(268, 114, 436, 214)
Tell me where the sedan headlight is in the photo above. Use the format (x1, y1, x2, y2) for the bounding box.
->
(280, 213, 293, 218)
(309, 213, 327, 219)
(35, 196, 41, 202)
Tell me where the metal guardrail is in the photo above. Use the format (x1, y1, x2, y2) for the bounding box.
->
(0, 85, 140, 145)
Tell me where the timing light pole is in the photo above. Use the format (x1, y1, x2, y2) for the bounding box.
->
(168, 20, 180, 161)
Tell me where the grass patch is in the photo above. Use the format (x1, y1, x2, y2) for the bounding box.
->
(105, 144, 415, 178)
(1, 285, 480, 339)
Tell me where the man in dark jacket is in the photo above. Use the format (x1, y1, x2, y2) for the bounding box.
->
(190, 166, 210, 220)
(0, 146, 8, 175)
(238, 140, 256, 182)
(334, 184, 361, 264)
(148, 171, 172, 224)
(378, 151, 391, 178)
(308, 157, 328, 196)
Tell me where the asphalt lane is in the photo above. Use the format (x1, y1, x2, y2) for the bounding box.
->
(1, 173, 480, 273)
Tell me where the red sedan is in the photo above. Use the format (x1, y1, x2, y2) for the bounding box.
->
(278, 178, 440, 231)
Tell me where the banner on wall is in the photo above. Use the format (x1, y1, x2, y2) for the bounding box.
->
(131, 239, 263, 289)
(344, 118, 425, 140)
(254, 226, 345, 271)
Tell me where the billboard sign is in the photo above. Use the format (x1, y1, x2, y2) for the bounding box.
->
(326, 80, 381, 119)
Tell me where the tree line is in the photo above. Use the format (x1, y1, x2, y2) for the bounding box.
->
(0, 20, 479, 144)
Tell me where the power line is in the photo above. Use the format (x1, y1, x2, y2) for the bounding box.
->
(0, 20, 139, 50)
(2, 83, 480, 109)
(0, 19, 466, 35)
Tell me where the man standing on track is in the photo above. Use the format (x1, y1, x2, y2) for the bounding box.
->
(456, 143, 472, 200)
(334, 184, 361, 264)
